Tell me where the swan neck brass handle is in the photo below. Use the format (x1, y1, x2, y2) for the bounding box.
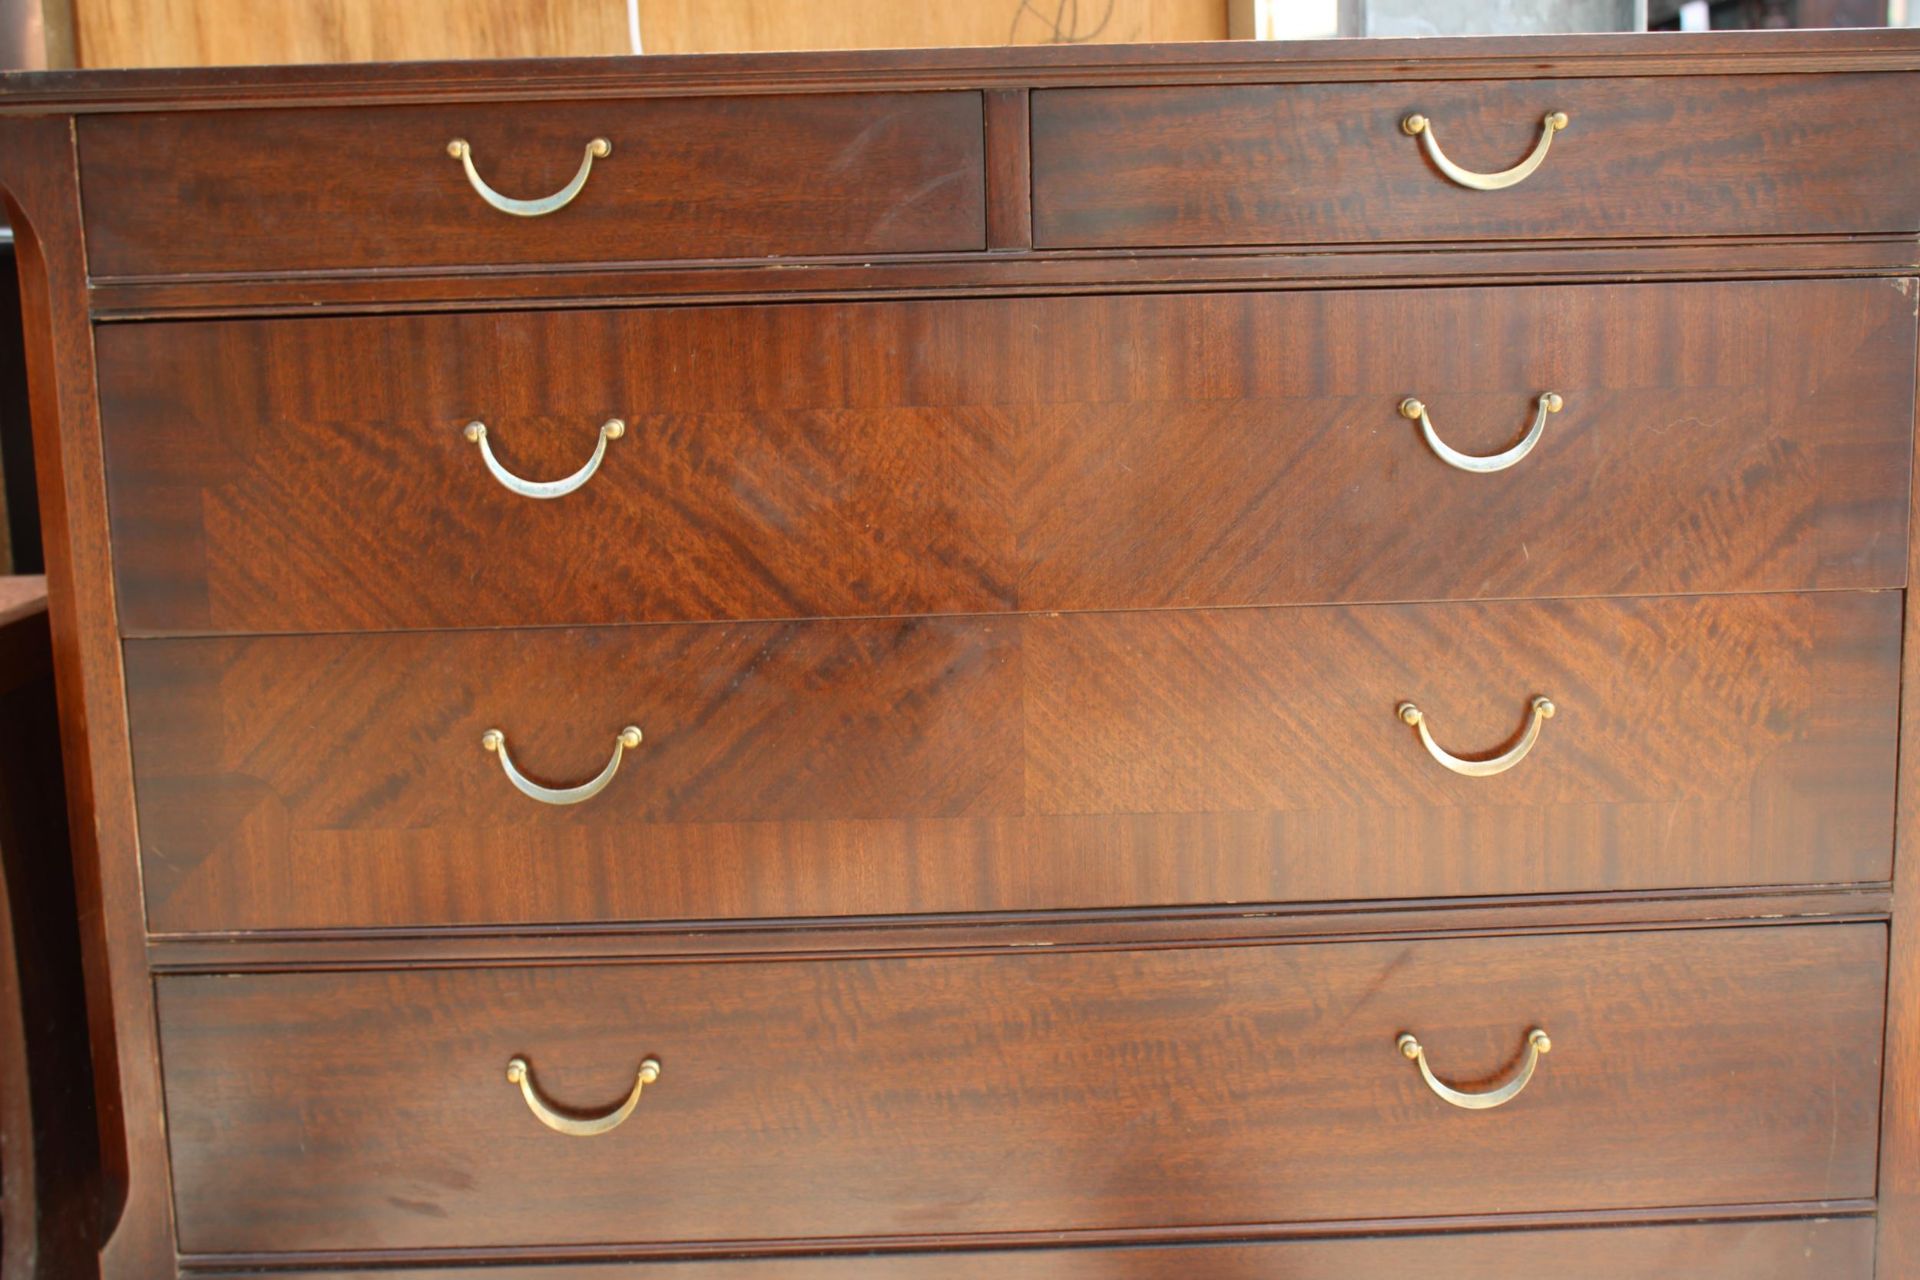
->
(506, 1056, 661, 1137)
(1401, 393, 1562, 474)
(1398, 695, 1554, 778)
(1398, 1028, 1551, 1110)
(464, 419, 623, 500)
(447, 137, 611, 217)
(1402, 111, 1567, 190)
(483, 725, 642, 806)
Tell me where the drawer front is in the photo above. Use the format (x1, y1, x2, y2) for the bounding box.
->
(1031, 74, 1920, 247)
(99, 280, 1914, 636)
(125, 592, 1899, 934)
(158, 925, 1887, 1254)
(77, 93, 985, 277)
(200, 1218, 1878, 1280)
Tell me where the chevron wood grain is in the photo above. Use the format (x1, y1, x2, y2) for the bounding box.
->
(98, 279, 1914, 636)
(122, 590, 1898, 934)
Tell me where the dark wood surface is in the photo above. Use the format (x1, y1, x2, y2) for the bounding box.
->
(77, 93, 986, 278)
(9, 28, 1920, 1278)
(157, 924, 1886, 1257)
(0, 116, 175, 1279)
(0, 580, 97, 1280)
(200, 1218, 1878, 1278)
(125, 590, 1898, 935)
(10, 28, 1920, 113)
(98, 280, 1914, 636)
(1031, 74, 1920, 247)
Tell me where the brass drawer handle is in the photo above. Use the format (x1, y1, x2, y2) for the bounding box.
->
(447, 137, 611, 217)
(1397, 695, 1555, 778)
(507, 1055, 661, 1137)
(1401, 393, 1562, 473)
(482, 725, 642, 806)
(1402, 111, 1568, 191)
(1398, 1028, 1551, 1110)
(464, 418, 624, 500)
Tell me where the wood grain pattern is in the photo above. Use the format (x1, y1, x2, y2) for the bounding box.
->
(76, 92, 986, 277)
(69, 0, 1226, 69)
(1032, 74, 1920, 247)
(123, 591, 1899, 934)
(629, 0, 1226, 56)
(73, 0, 633, 66)
(191, 1217, 1881, 1280)
(155, 925, 1887, 1255)
(98, 280, 1915, 636)
(0, 115, 175, 1278)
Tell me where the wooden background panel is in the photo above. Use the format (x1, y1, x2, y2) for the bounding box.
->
(98, 280, 1915, 636)
(157, 926, 1886, 1254)
(71, 0, 1226, 68)
(124, 591, 1899, 935)
(193, 1218, 1882, 1280)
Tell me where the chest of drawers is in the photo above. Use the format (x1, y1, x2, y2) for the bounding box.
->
(6, 28, 1920, 1280)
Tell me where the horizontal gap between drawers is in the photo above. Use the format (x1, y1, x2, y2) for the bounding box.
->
(114, 583, 1911, 644)
(172, 1198, 1878, 1273)
(86, 236, 1920, 322)
(144, 885, 1894, 973)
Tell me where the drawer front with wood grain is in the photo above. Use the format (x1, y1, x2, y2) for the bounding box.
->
(124, 590, 1899, 934)
(76, 93, 986, 277)
(98, 279, 1914, 636)
(157, 924, 1887, 1255)
(1031, 74, 1920, 247)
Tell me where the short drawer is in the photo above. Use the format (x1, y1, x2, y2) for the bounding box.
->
(157, 925, 1887, 1255)
(125, 591, 1898, 934)
(99, 279, 1913, 635)
(193, 1218, 1879, 1280)
(1031, 74, 1920, 247)
(76, 93, 985, 277)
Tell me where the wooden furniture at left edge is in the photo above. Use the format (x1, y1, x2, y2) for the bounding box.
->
(0, 576, 96, 1280)
(3, 29, 1920, 1280)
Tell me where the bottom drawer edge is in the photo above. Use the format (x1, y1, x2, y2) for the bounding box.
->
(182, 1215, 1874, 1278)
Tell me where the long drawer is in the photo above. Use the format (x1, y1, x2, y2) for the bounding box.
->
(76, 93, 987, 277)
(1030, 74, 1920, 247)
(157, 925, 1887, 1255)
(197, 1219, 1879, 1280)
(97, 280, 1914, 635)
(125, 591, 1899, 934)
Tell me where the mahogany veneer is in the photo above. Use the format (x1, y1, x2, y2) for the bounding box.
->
(97, 280, 1913, 634)
(5, 28, 1920, 1280)
(1031, 74, 1920, 247)
(77, 93, 988, 276)
(158, 925, 1884, 1256)
(126, 592, 1898, 933)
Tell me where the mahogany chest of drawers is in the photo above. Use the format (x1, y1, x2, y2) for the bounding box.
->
(5, 28, 1920, 1280)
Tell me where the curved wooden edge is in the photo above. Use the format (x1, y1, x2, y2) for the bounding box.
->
(0, 114, 177, 1279)
(1877, 279, 1920, 1280)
